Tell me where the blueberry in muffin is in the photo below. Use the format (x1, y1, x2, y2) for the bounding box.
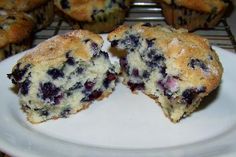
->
(108, 23, 223, 122)
(0, 10, 35, 61)
(54, 0, 133, 33)
(157, 0, 228, 31)
(8, 30, 120, 123)
(0, 0, 54, 31)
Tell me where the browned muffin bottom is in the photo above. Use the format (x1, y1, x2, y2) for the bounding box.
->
(159, 0, 228, 31)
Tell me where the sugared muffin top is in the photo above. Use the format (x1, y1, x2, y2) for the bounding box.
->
(158, 0, 228, 13)
(108, 23, 223, 94)
(0, 10, 35, 48)
(16, 30, 103, 68)
(54, 0, 132, 22)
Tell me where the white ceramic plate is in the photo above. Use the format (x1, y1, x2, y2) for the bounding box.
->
(0, 35, 236, 157)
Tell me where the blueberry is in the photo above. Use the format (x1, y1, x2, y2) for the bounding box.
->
(47, 68, 64, 79)
(99, 51, 109, 59)
(66, 52, 75, 65)
(127, 81, 145, 91)
(69, 82, 83, 91)
(60, 108, 71, 117)
(132, 68, 139, 77)
(8, 63, 31, 83)
(142, 70, 150, 78)
(120, 57, 128, 69)
(189, 59, 208, 71)
(106, 71, 117, 81)
(122, 34, 140, 48)
(81, 90, 103, 102)
(111, 40, 119, 47)
(159, 66, 167, 77)
(76, 67, 84, 74)
(103, 71, 117, 88)
(39, 82, 62, 105)
(182, 89, 197, 104)
(146, 38, 156, 48)
(40, 110, 49, 116)
(20, 79, 31, 95)
(91, 42, 99, 52)
(84, 81, 95, 91)
(60, 0, 70, 9)
(182, 87, 206, 105)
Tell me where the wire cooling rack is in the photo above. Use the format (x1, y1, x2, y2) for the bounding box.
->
(33, 1, 236, 52)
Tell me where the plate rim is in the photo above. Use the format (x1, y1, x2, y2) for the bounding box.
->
(0, 46, 236, 157)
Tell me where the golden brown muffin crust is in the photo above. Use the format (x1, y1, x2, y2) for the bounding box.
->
(0, 10, 35, 48)
(54, 0, 132, 22)
(19, 30, 103, 67)
(0, 0, 49, 11)
(158, 0, 228, 13)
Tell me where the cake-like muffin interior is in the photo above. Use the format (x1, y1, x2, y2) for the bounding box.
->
(8, 30, 120, 123)
(108, 23, 223, 122)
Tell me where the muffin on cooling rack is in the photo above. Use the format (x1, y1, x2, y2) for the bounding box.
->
(0, 10, 35, 61)
(0, 0, 54, 31)
(54, 0, 133, 33)
(158, 0, 228, 31)
(8, 30, 120, 123)
(108, 23, 223, 122)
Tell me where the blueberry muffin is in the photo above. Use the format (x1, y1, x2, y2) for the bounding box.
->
(0, 0, 54, 31)
(54, 0, 133, 33)
(0, 10, 35, 61)
(158, 0, 228, 31)
(8, 30, 120, 123)
(108, 23, 223, 122)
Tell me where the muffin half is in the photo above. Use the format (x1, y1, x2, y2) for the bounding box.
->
(8, 30, 120, 123)
(108, 23, 223, 122)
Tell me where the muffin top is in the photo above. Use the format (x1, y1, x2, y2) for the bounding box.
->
(0, 10, 35, 48)
(54, 0, 132, 22)
(108, 23, 223, 94)
(0, 0, 48, 12)
(158, 0, 228, 13)
(16, 30, 103, 68)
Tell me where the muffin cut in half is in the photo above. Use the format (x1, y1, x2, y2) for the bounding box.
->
(108, 23, 223, 122)
(8, 30, 120, 123)
(0, 10, 35, 61)
(54, 0, 133, 33)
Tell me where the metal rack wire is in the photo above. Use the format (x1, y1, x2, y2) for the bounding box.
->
(33, 1, 236, 52)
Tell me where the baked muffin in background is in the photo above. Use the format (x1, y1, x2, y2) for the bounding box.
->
(157, 0, 228, 31)
(0, 10, 35, 61)
(108, 23, 223, 122)
(8, 30, 120, 123)
(0, 0, 54, 31)
(54, 0, 133, 33)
